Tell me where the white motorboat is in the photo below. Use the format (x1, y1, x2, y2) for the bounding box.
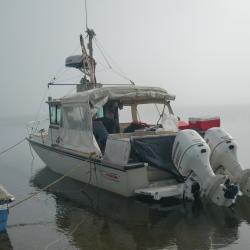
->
(28, 26, 243, 207)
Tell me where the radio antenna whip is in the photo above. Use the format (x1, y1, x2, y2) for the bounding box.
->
(85, 0, 88, 30)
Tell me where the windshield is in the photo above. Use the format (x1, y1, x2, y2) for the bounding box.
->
(119, 103, 172, 125)
(137, 103, 169, 124)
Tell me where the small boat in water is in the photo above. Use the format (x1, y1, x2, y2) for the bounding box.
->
(0, 185, 14, 233)
(28, 25, 249, 207)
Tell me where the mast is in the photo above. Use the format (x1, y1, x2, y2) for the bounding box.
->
(87, 28, 95, 59)
(79, 28, 96, 86)
(63, 0, 100, 91)
(86, 28, 96, 84)
(79, 0, 96, 86)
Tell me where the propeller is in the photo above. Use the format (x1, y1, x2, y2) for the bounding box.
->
(223, 178, 239, 200)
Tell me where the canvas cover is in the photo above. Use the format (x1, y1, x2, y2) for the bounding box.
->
(131, 135, 183, 180)
(161, 113, 178, 132)
(58, 85, 175, 155)
(61, 85, 175, 107)
(59, 102, 101, 155)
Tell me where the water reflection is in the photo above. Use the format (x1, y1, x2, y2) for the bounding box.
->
(0, 232, 13, 250)
(30, 167, 250, 250)
(234, 196, 250, 225)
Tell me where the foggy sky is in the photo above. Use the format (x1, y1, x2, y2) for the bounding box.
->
(1, 0, 250, 118)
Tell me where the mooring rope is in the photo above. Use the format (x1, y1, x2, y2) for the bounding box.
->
(0, 138, 26, 157)
(9, 152, 98, 209)
(9, 163, 82, 209)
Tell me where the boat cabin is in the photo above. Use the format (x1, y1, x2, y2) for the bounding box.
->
(48, 85, 176, 150)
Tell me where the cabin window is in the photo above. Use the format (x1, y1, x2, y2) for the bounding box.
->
(49, 105, 61, 126)
(118, 106, 132, 123)
(136, 104, 169, 125)
(63, 105, 91, 131)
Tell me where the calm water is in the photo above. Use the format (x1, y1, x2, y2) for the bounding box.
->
(1, 105, 250, 250)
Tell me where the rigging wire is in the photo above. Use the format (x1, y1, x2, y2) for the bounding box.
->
(33, 42, 81, 130)
(94, 39, 112, 70)
(52, 68, 68, 82)
(94, 38, 135, 85)
(95, 59, 113, 71)
(83, 0, 134, 85)
(95, 67, 112, 73)
(95, 58, 138, 84)
(94, 38, 127, 75)
(48, 41, 80, 84)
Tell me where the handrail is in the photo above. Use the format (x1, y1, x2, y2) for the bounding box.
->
(26, 118, 49, 135)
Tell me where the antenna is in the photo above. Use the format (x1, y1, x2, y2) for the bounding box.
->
(85, 0, 88, 30)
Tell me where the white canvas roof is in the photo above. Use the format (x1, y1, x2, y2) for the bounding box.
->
(57, 85, 176, 155)
(61, 85, 175, 106)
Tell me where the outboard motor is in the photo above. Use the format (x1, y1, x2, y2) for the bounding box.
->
(172, 129, 238, 207)
(205, 127, 250, 197)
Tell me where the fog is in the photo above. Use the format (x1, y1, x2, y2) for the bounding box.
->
(1, 0, 250, 118)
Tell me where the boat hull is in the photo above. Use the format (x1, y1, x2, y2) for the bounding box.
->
(29, 140, 149, 197)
